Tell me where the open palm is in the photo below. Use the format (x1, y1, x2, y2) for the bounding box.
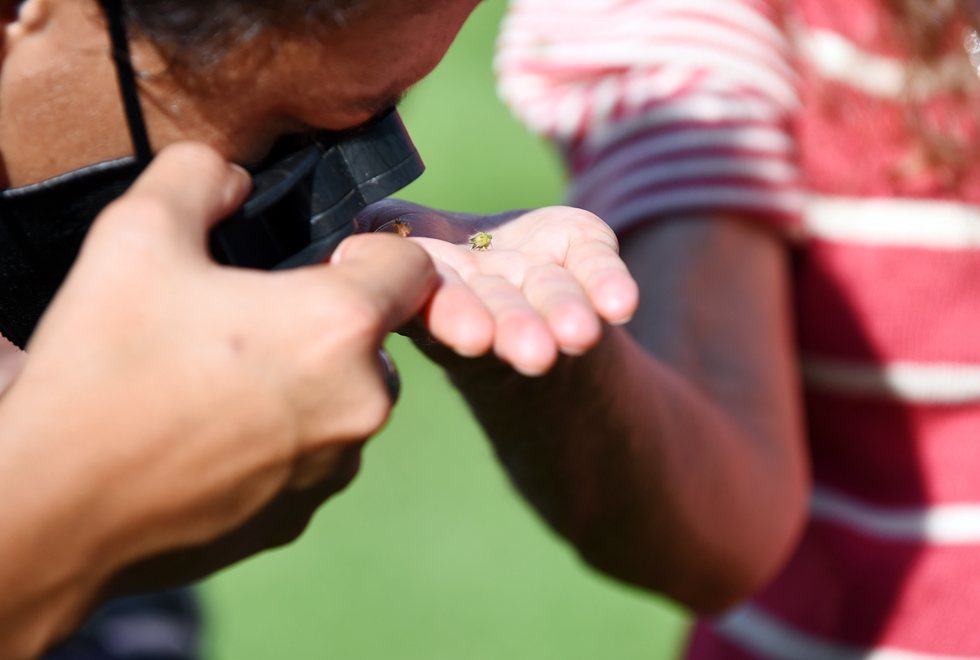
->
(357, 200, 639, 375)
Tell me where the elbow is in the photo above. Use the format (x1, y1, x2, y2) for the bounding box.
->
(667, 546, 791, 616)
(670, 470, 812, 615)
(573, 543, 774, 616)
(572, 464, 811, 617)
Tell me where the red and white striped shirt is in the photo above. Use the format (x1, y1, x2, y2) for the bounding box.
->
(498, 0, 980, 658)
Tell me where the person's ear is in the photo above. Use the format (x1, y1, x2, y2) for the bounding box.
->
(7, 0, 54, 32)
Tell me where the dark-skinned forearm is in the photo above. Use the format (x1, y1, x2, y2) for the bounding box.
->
(424, 321, 807, 613)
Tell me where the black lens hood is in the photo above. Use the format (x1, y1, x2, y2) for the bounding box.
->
(210, 110, 424, 270)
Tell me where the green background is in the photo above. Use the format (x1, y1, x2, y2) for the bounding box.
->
(203, 1, 689, 657)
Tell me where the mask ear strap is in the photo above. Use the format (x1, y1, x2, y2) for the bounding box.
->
(98, 0, 153, 165)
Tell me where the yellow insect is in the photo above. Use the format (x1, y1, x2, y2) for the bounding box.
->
(390, 220, 412, 237)
(469, 231, 493, 251)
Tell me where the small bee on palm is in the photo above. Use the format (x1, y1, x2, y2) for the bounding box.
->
(469, 232, 492, 251)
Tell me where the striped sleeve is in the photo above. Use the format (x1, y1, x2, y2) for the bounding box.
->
(495, 0, 804, 236)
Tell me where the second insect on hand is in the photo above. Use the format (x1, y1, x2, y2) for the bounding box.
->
(355, 200, 639, 377)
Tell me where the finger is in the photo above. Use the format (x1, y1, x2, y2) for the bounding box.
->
(564, 242, 640, 325)
(328, 233, 439, 335)
(93, 142, 251, 255)
(288, 442, 364, 491)
(357, 201, 477, 243)
(421, 262, 494, 357)
(468, 273, 557, 377)
(522, 264, 601, 356)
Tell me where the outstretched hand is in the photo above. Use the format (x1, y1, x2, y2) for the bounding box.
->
(357, 200, 639, 376)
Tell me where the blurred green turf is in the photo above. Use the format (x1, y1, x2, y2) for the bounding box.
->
(202, 2, 690, 658)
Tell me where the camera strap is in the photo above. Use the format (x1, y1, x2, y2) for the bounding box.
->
(98, 0, 154, 164)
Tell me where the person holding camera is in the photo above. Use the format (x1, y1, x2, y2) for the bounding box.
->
(0, 0, 638, 657)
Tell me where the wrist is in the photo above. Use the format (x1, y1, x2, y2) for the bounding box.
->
(0, 380, 132, 657)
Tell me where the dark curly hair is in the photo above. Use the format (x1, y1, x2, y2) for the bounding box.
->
(121, 0, 372, 68)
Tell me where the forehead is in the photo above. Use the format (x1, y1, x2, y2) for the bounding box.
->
(242, 0, 482, 131)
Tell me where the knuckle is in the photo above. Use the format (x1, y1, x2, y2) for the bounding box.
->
(348, 385, 392, 437)
(331, 232, 374, 263)
(92, 195, 174, 249)
(404, 240, 438, 277)
(343, 232, 432, 267)
(312, 382, 390, 442)
(117, 195, 173, 229)
(331, 288, 386, 338)
(161, 142, 227, 179)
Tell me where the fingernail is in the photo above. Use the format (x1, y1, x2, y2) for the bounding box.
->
(512, 364, 548, 378)
(225, 163, 252, 207)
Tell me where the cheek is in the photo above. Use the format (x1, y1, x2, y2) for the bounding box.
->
(256, 0, 481, 132)
(386, 2, 481, 81)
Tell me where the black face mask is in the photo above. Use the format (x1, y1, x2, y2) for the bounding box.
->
(0, 0, 423, 350)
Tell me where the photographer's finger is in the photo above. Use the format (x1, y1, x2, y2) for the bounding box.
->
(95, 143, 251, 254)
(287, 443, 364, 491)
(330, 234, 439, 333)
